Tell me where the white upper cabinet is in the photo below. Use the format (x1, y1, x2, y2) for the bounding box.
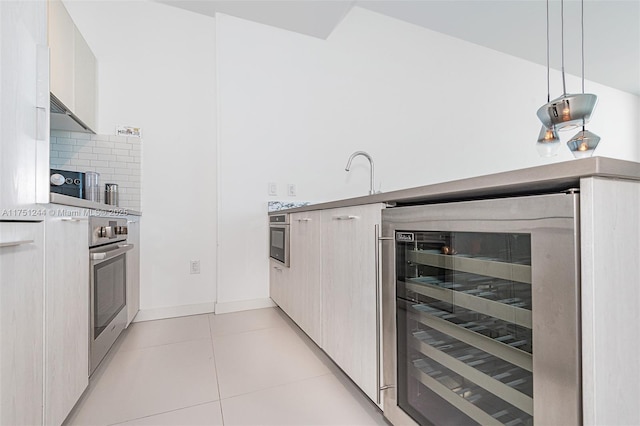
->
(0, 0, 49, 215)
(48, 0, 75, 110)
(48, 0, 97, 132)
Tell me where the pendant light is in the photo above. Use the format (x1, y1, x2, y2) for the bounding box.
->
(536, 0, 599, 158)
(566, 0, 600, 158)
(536, 0, 560, 157)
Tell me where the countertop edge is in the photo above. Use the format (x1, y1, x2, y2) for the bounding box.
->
(49, 193, 142, 216)
(271, 157, 640, 214)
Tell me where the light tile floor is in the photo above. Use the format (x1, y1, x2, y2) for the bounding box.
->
(66, 308, 388, 426)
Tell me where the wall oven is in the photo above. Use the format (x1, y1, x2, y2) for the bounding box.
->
(381, 192, 581, 425)
(269, 214, 289, 267)
(89, 216, 133, 374)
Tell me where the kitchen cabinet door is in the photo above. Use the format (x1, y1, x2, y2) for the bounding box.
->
(270, 259, 291, 314)
(126, 216, 141, 326)
(48, 0, 75, 111)
(48, 0, 98, 132)
(0, 0, 48, 216)
(288, 211, 322, 345)
(44, 209, 89, 426)
(0, 221, 45, 426)
(73, 27, 97, 132)
(321, 203, 384, 405)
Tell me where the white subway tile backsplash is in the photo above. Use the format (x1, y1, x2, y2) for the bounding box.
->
(70, 159, 91, 167)
(77, 146, 94, 154)
(50, 133, 141, 211)
(70, 132, 91, 140)
(57, 151, 78, 159)
(108, 135, 128, 143)
(55, 144, 74, 152)
(113, 143, 130, 151)
(78, 153, 98, 160)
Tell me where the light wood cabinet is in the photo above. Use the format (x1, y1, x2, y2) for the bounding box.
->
(288, 211, 322, 345)
(0, 222, 45, 426)
(270, 259, 291, 313)
(48, 0, 97, 131)
(321, 203, 384, 405)
(126, 216, 141, 326)
(0, 0, 49, 215)
(44, 209, 89, 426)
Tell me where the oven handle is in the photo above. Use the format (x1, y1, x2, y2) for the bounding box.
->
(90, 243, 134, 261)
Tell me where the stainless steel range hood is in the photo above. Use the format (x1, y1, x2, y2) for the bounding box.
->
(50, 94, 95, 134)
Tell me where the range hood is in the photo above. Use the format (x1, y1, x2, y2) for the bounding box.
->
(50, 94, 95, 134)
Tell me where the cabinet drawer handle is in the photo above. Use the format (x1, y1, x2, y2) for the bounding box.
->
(333, 215, 359, 220)
(59, 217, 87, 222)
(296, 218, 312, 222)
(273, 266, 283, 272)
(0, 240, 34, 248)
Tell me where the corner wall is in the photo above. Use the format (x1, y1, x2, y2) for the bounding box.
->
(64, 1, 218, 317)
(215, 7, 640, 307)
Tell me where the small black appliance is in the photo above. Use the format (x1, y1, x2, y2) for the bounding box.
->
(50, 169, 85, 198)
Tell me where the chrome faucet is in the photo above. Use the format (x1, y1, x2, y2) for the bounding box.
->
(345, 151, 375, 195)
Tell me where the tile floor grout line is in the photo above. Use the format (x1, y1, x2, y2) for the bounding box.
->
(117, 335, 213, 353)
(105, 400, 222, 426)
(218, 371, 335, 402)
(210, 322, 290, 339)
(208, 315, 227, 425)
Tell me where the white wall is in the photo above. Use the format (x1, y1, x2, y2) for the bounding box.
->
(64, 1, 218, 318)
(216, 7, 640, 306)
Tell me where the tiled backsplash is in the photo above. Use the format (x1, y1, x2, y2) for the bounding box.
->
(50, 131, 142, 211)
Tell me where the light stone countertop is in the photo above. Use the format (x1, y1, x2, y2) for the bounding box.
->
(270, 156, 640, 215)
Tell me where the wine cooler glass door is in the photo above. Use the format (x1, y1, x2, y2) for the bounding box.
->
(381, 192, 581, 426)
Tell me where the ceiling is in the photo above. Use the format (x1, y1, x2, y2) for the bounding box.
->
(155, 0, 640, 96)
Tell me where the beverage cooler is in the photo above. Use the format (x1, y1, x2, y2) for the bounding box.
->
(381, 192, 581, 426)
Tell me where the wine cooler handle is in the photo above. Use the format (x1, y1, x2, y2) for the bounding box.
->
(374, 223, 382, 405)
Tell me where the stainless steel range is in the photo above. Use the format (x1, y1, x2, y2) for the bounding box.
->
(89, 216, 133, 374)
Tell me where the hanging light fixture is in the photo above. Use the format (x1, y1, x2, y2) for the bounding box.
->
(536, 0, 560, 157)
(566, 0, 600, 158)
(536, 0, 600, 157)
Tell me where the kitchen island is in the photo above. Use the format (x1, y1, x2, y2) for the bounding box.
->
(269, 156, 640, 426)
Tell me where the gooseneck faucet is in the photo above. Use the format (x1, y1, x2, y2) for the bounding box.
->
(345, 151, 375, 195)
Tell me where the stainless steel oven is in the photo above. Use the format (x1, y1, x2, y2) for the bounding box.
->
(269, 214, 289, 267)
(381, 192, 581, 425)
(89, 216, 133, 374)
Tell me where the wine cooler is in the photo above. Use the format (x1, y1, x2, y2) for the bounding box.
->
(381, 192, 581, 425)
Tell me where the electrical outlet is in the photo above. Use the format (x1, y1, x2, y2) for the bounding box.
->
(190, 260, 200, 274)
(268, 182, 278, 196)
(287, 184, 296, 197)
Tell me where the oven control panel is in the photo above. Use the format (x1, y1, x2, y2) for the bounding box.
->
(90, 217, 128, 247)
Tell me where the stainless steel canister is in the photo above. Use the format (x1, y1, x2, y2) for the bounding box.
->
(105, 183, 119, 206)
(85, 171, 100, 202)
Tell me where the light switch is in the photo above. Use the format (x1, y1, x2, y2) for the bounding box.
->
(287, 184, 296, 197)
(268, 182, 278, 196)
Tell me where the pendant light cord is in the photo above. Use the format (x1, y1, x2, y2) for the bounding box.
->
(582, 0, 586, 130)
(546, 0, 550, 102)
(561, 0, 567, 95)
(581, 0, 585, 94)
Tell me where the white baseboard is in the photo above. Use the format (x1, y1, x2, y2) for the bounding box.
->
(133, 302, 216, 323)
(214, 297, 276, 315)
